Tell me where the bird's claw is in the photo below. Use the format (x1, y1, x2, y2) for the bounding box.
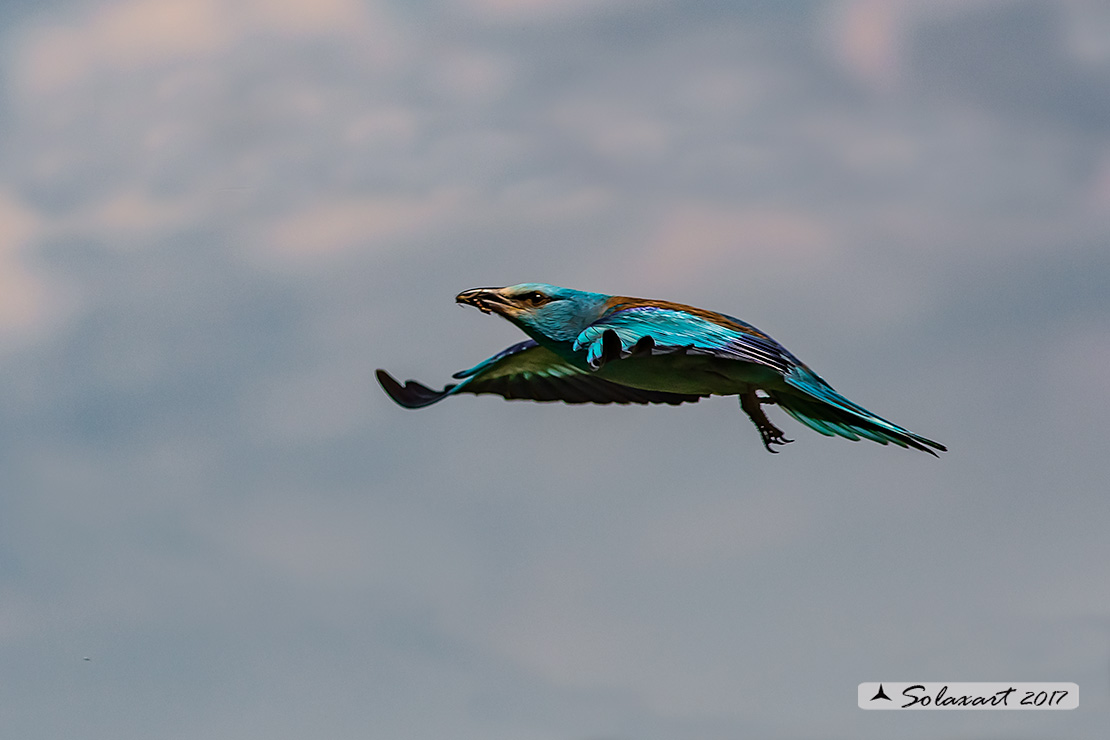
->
(759, 428, 794, 453)
(740, 391, 793, 454)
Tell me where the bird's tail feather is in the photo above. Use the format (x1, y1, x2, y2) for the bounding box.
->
(772, 367, 946, 456)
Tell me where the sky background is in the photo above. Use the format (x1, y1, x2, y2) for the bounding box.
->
(1, 1, 1109, 738)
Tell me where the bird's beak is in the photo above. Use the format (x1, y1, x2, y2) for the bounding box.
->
(456, 287, 508, 315)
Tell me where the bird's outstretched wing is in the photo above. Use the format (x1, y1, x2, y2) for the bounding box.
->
(573, 302, 800, 372)
(377, 340, 704, 408)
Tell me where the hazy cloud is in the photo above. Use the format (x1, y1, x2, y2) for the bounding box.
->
(1, 2, 1108, 739)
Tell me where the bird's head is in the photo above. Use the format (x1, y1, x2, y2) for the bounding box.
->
(455, 283, 608, 343)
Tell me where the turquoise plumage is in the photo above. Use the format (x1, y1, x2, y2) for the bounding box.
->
(377, 283, 946, 455)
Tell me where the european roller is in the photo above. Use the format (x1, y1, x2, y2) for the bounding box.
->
(377, 284, 946, 455)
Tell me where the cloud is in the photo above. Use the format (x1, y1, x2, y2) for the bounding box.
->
(908, 1, 1110, 131)
(0, 192, 59, 340)
(18, 0, 227, 92)
(428, 49, 515, 101)
(458, 0, 638, 24)
(1, 2, 1109, 739)
(633, 203, 836, 287)
(830, 0, 906, 89)
(16, 0, 384, 94)
(550, 100, 671, 161)
(261, 188, 477, 257)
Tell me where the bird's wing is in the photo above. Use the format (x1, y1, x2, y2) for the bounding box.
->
(377, 339, 704, 408)
(573, 303, 799, 372)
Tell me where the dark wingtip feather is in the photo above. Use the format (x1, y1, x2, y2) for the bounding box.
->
(375, 369, 454, 409)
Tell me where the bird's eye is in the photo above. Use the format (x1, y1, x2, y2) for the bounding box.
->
(523, 291, 546, 304)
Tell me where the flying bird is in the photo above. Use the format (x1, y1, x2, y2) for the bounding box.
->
(376, 284, 946, 455)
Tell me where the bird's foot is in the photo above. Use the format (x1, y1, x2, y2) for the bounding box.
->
(757, 425, 794, 453)
(739, 392, 793, 454)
